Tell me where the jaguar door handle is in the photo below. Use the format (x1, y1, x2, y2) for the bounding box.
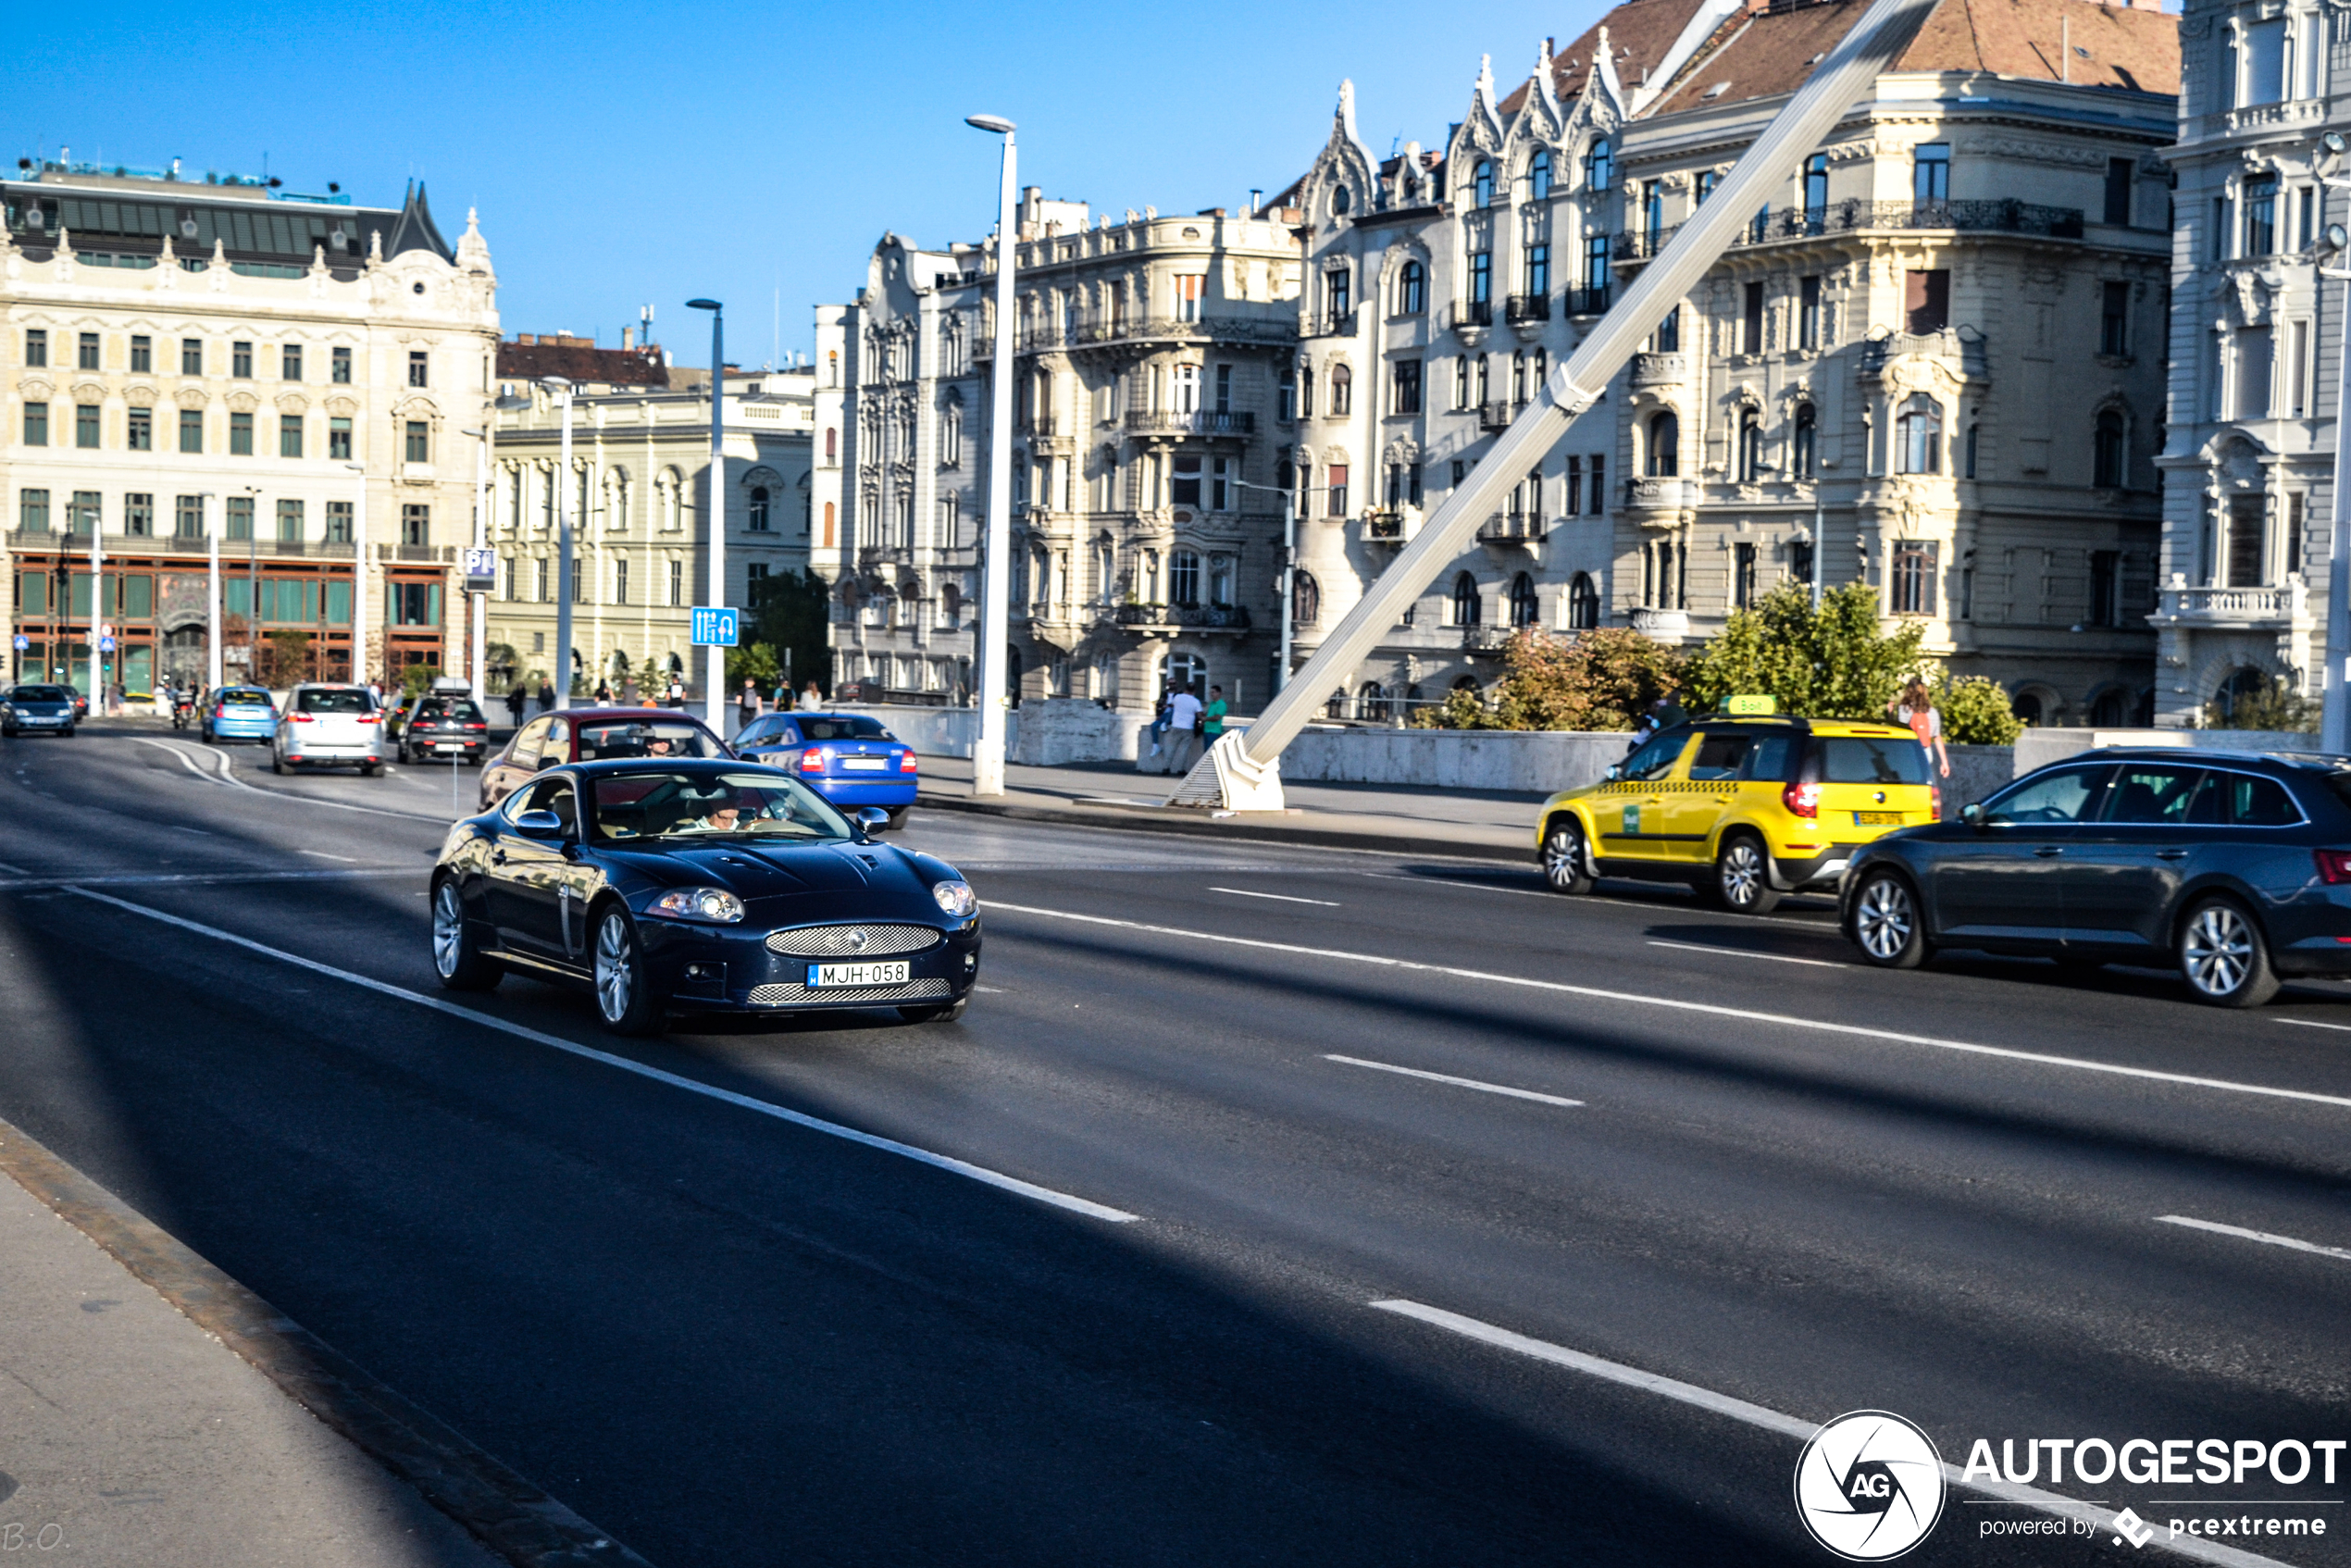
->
(491, 848, 507, 865)
(2034, 845, 2064, 858)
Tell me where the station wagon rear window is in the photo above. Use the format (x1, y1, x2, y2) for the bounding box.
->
(296, 689, 375, 715)
(576, 720, 720, 761)
(1816, 737, 1928, 786)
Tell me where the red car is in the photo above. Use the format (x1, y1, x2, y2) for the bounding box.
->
(478, 707, 732, 811)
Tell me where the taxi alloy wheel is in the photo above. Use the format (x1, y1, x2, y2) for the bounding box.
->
(2179, 898, 2279, 1009)
(593, 907, 663, 1036)
(1542, 818, 1596, 895)
(1850, 869, 1928, 969)
(1712, 834, 1781, 915)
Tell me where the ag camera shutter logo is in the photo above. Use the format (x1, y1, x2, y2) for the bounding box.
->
(1794, 1410, 1947, 1561)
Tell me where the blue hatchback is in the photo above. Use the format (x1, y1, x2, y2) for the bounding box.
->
(205, 685, 278, 743)
(731, 712, 917, 827)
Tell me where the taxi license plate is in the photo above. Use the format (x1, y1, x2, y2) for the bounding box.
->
(1853, 810, 1903, 826)
(840, 757, 887, 771)
(806, 961, 910, 988)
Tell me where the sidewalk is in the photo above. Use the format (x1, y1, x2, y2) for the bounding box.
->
(914, 754, 1543, 861)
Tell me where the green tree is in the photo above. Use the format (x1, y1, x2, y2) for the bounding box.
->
(725, 641, 782, 692)
(1415, 628, 1683, 730)
(1931, 673, 2023, 745)
(1684, 582, 1924, 719)
(2207, 676, 2318, 733)
(746, 568, 834, 696)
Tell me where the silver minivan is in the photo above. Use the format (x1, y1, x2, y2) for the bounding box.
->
(273, 684, 385, 776)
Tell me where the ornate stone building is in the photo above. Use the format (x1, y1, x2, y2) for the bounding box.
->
(2154, 0, 2336, 725)
(2, 161, 499, 691)
(1294, 0, 2179, 725)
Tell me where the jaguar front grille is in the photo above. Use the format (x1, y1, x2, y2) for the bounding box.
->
(747, 977, 953, 1007)
(765, 923, 941, 958)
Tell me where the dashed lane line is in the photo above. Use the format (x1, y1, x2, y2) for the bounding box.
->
(1647, 940, 1842, 969)
(1, 868, 415, 891)
(1211, 887, 1341, 907)
(1324, 1054, 1583, 1109)
(986, 902, 2351, 1114)
(61, 886, 1140, 1226)
(128, 737, 450, 824)
(2155, 1213, 2351, 1264)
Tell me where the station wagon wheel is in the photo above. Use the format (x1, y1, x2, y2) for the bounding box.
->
(2178, 897, 2279, 1009)
(1541, 817, 1596, 894)
(1710, 833, 1781, 915)
(1848, 868, 1928, 969)
(592, 906, 663, 1036)
(430, 878, 502, 992)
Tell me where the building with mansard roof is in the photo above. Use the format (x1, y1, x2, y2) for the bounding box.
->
(3, 160, 498, 692)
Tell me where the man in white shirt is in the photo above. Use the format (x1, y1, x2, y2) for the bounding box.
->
(1163, 685, 1204, 773)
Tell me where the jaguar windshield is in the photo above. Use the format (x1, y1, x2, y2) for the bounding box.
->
(589, 770, 853, 843)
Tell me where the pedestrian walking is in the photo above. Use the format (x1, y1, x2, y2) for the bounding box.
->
(1888, 677, 1951, 778)
(505, 684, 526, 725)
(740, 678, 761, 732)
(1201, 685, 1228, 749)
(536, 677, 555, 716)
(799, 680, 823, 712)
(1163, 683, 1203, 774)
(595, 678, 613, 705)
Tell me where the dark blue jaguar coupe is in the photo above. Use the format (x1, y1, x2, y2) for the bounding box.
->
(429, 758, 979, 1034)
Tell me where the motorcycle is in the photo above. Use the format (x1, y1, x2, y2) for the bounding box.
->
(171, 693, 196, 730)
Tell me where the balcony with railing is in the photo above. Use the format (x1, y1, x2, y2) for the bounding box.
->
(1123, 409, 1256, 437)
(1565, 285, 1611, 316)
(1504, 292, 1550, 325)
(1113, 603, 1252, 630)
(1444, 298, 1494, 335)
(2151, 579, 2308, 628)
(1613, 199, 2087, 267)
(1476, 513, 1547, 546)
(1629, 352, 1686, 389)
(1479, 399, 1525, 433)
(1363, 508, 1419, 545)
(1462, 625, 1515, 653)
(1305, 309, 1359, 339)
(1860, 327, 1990, 381)
(1623, 477, 1696, 514)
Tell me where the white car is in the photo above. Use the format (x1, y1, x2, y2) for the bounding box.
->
(274, 684, 386, 777)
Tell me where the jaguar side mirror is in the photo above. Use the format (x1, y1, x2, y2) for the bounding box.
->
(855, 806, 889, 840)
(535, 753, 562, 771)
(1960, 802, 1985, 829)
(513, 810, 566, 840)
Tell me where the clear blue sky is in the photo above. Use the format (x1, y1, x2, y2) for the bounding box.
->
(10, 0, 1603, 367)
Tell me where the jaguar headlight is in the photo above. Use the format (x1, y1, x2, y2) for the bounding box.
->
(650, 887, 745, 923)
(931, 878, 977, 918)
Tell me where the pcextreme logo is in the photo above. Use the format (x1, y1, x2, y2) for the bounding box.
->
(1795, 1410, 1948, 1562)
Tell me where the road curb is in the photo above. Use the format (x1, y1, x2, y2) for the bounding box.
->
(913, 790, 1531, 863)
(0, 1114, 654, 1568)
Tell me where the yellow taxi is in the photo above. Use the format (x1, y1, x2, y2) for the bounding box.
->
(1535, 716, 1939, 914)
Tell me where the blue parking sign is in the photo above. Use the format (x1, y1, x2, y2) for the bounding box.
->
(690, 606, 740, 647)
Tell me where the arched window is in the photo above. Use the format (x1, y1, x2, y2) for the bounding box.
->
(1792, 404, 1817, 479)
(1511, 350, 1527, 404)
(2011, 691, 2044, 727)
(1331, 183, 1351, 215)
(1474, 160, 1495, 208)
(824, 426, 837, 462)
(1530, 149, 1552, 202)
(1646, 410, 1680, 478)
(1586, 138, 1612, 193)
(1738, 410, 1763, 482)
(1329, 363, 1352, 416)
(939, 582, 962, 627)
(2093, 410, 2126, 488)
(2213, 666, 2272, 724)
(1895, 396, 1942, 474)
(1803, 153, 1828, 218)
(1292, 568, 1320, 626)
(748, 486, 771, 531)
(1568, 572, 1600, 629)
(1399, 260, 1425, 316)
(1450, 571, 1482, 627)
(942, 403, 963, 467)
(827, 350, 839, 388)
(822, 501, 836, 547)
(1361, 682, 1388, 722)
(1509, 571, 1539, 627)
(1170, 549, 1202, 606)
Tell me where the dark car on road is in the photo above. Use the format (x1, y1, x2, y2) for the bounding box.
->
(429, 758, 980, 1033)
(479, 707, 731, 811)
(731, 711, 918, 828)
(1842, 748, 2351, 1007)
(396, 693, 491, 765)
(0, 684, 78, 737)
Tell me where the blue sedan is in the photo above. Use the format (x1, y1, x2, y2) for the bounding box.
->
(731, 712, 918, 828)
(205, 686, 278, 743)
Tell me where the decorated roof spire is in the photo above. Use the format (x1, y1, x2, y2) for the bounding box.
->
(1474, 53, 1496, 111)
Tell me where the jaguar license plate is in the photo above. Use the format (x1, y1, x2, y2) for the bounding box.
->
(806, 960, 911, 988)
(1853, 811, 1903, 826)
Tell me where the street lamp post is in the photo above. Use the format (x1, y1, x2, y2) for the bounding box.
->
(342, 462, 367, 688)
(86, 495, 103, 707)
(200, 492, 220, 692)
(2318, 134, 2351, 751)
(966, 113, 1017, 795)
(541, 377, 576, 711)
(687, 299, 728, 735)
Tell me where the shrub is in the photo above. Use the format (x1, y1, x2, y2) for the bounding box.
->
(1413, 628, 1683, 730)
(2207, 677, 2318, 733)
(1931, 674, 2024, 746)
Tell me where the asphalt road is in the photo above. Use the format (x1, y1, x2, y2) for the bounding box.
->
(2, 725, 2346, 1566)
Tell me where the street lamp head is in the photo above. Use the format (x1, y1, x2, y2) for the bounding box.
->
(492, 392, 532, 410)
(965, 114, 1014, 135)
(539, 375, 571, 392)
(686, 298, 722, 313)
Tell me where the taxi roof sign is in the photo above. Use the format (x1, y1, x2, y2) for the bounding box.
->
(1726, 694, 1779, 716)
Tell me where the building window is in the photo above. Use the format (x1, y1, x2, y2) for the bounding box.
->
(78, 331, 100, 371)
(2089, 551, 2121, 627)
(68, 492, 100, 535)
(331, 346, 353, 384)
(1398, 260, 1425, 316)
(1565, 456, 1583, 516)
(1646, 411, 1679, 477)
(125, 494, 154, 537)
(175, 494, 204, 538)
(128, 406, 152, 452)
(405, 421, 429, 463)
(2288, 492, 2307, 576)
(232, 341, 253, 378)
(131, 334, 151, 373)
(1169, 549, 1201, 606)
(1588, 454, 1604, 515)
(1474, 160, 1494, 207)
(1734, 541, 1758, 608)
(1508, 572, 1538, 628)
(1803, 153, 1828, 220)
(1568, 573, 1599, 629)
(1277, 371, 1296, 423)
(1292, 569, 1320, 627)
(2100, 281, 2130, 355)
(1583, 235, 1610, 311)
(1737, 410, 1763, 481)
(1530, 150, 1552, 202)
(280, 414, 304, 458)
(2104, 157, 2134, 226)
(402, 504, 429, 546)
(1524, 243, 1549, 297)
(326, 501, 354, 543)
(1329, 363, 1352, 416)
(228, 411, 253, 454)
(330, 417, 352, 461)
(1450, 571, 1482, 626)
(1789, 537, 1815, 588)
(1905, 269, 1949, 334)
(1742, 282, 1765, 355)
(1895, 397, 1942, 474)
(1889, 540, 1938, 614)
(2093, 410, 2127, 488)
(392, 582, 442, 626)
(1176, 273, 1205, 323)
(1586, 138, 1611, 194)
(181, 337, 204, 375)
(1326, 462, 1350, 518)
(225, 497, 253, 540)
(1798, 276, 1822, 349)
(1392, 358, 1423, 415)
(179, 409, 202, 454)
(281, 343, 304, 381)
(278, 499, 305, 542)
(614, 557, 629, 605)
(1792, 404, 1817, 479)
(1212, 456, 1233, 511)
(407, 351, 429, 388)
(1643, 180, 1663, 249)
(72, 404, 99, 449)
(748, 486, 771, 531)
(24, 329, 46, 367)
(1912, 143, 1949, 207)
(1964, 422, 1979, 478)
(2245, 177, 2277, 255)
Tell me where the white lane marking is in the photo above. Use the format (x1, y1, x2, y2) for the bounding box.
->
(2, 868, 413, 891)
(1325, 1054, 1582, 1108)
(987, 902, 2351, 1113)
(2156, 1213, 2351, 1263)
(1370, 1300, 2294, 1568)
(299, 850, 359, 863)
(1647, 940, 1840, 969)
(0, 862, 28, 875)
(1356, 871, 1834, 927)
(2275, 1017, 2351, 1034)
(1210, 887, 1340, 907)
(172, 825, 214, 837)
(1359, 871, 1554, 900)
(63, 887, 1138, 1226)
(130, 738, 449, 824)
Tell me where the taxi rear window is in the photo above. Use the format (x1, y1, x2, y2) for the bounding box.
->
(220, 689, 272, 705)
(1816, 736, 1929, 786)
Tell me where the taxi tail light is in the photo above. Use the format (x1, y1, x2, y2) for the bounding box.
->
(2314, 849, 2351, 885)
(1782, 780, 1820, 819)
(799, 749, 825, 774)
(1929, 784, 1942, 819)
(899, 752, 919, 773)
